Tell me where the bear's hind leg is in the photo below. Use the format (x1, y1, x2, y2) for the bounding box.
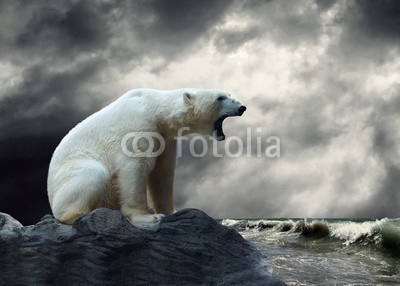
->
(50, 160, 110, 224)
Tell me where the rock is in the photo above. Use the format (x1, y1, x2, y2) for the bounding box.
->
(0, 212, 23, 230)
(0, 208, 284, 285)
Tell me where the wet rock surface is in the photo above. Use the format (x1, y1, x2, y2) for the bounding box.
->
(0, 208, 284, 285)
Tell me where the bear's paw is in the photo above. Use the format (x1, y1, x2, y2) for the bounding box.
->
(130, 213, 165, 225)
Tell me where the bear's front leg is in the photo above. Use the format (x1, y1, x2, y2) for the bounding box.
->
(118, 160, 164, 224)
(148, 140, 177, 215)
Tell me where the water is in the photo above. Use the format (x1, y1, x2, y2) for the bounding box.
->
(221, 218, 400, 285)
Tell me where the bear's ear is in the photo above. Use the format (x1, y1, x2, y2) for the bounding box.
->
(183, 92, 194, 105)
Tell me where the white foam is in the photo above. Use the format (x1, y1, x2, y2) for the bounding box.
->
(329, 219, 389, 245)
(221, 219, 240, 227)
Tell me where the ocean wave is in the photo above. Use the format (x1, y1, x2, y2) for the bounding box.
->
(381, 222, 400, 255)
(221, 218, 400, 256)
(329, 219, 387, 246)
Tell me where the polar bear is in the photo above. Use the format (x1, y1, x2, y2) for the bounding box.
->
(47, 88, 246, 224)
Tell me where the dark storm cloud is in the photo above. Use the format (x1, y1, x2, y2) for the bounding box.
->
(0, 59, 105, 224)
(146, 0, 231, 42)
(2, 0, 233, 68)
(0, 0, 234, 140)
(0, 1, 111, 225)
(0, 60, 105, 139)
(0, 1, 111, 66)
(328, 0, 400, 68)
(0, 0, 233, 136)
(352, 0, 400, 42)
(107, 0, 233, 65)
(15, 2, 109, 55)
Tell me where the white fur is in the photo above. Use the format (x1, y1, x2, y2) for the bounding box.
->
(47, 88, 243, 224)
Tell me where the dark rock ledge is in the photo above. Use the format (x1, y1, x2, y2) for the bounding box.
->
(0, 208, 284, 285)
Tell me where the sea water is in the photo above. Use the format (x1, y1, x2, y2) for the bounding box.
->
(221, 218, 400, 285)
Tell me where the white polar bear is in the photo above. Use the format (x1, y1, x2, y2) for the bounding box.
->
(47, 88, 246, 224)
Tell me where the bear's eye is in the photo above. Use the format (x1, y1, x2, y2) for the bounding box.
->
(217, 96, 226, 101)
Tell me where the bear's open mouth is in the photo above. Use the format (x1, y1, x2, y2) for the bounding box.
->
(214, 117, 227, 141)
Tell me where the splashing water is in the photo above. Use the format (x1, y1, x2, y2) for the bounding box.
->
(221, 218, 400, 285)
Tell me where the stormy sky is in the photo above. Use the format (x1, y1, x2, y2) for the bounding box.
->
(1, 0, 400, 224)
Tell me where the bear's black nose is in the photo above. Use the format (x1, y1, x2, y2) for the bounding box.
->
(238, 106, 247, 115)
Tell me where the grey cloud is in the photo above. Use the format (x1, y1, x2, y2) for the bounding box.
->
(176, 156, 286, 219)
(372, 166, 400, 217)
(214, 26, 261, 53)
(315, 0, 336, 11)
(210, 0, 325, 55)
(249, 96, 283, 113)
(280, 98, 341, 150)
(241, 0, 323, 46)
(360, 92, 400, 217)
(174, 137, 227, 207)
(251, 94, 342, 152)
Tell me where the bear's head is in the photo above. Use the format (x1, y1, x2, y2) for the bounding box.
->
(183, 89, 246, 141)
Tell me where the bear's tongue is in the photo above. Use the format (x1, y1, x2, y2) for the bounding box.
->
(214, 118, 225, 141)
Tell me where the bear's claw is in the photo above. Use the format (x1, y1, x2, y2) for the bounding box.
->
(130, 213, 165, 225)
